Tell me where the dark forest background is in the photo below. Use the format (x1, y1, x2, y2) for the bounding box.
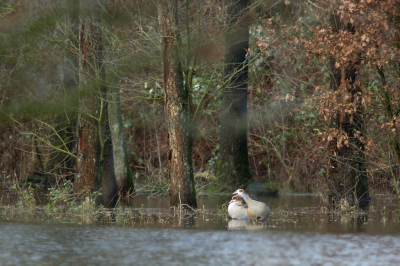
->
(1, 0, 400, 209)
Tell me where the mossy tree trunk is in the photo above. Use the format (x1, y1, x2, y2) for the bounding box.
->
(101, 83, 119, 207)
(75, 18, 102, 198)
(107, 68, 134, 195)
(75, 1, 119, 207)
(327, 15, 370, 209)
(159, 0, 197, 208)
(94, 19, 119, 207)
(217, 0, 252, 189)
(105, 7, 134, 195)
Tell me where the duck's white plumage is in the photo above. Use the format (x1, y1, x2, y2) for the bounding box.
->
(227, 195, 248, 220)
(233, 189, 270, 221)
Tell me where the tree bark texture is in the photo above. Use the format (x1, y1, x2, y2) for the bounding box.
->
(327, 15, 370, 209)
(217, 0, 252, 189)
(75, 2, 118, 206)
(75, 20, 102, 198)
(159, 0, 197, 208)
(105, 23, 134, 194)
(107, 78, 134, 195)
(101, 87, 119, 207)
(88, 18, 120, 207)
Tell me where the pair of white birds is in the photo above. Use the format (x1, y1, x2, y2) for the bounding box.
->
(228, 189, 270, 221)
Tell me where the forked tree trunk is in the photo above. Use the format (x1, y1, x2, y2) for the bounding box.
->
(327, 14, 370, 209)
(159, 0, 197, 208)
(217, 0, 252, 189)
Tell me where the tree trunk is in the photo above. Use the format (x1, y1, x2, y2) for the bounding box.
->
(75, 1, 119, 206)
(217, 0, 252, 189)
(107, 59, 134, 195)
(159, 0, 197, 208)
(101, 87, 119, 207)
(75, 20, 102, 198)
(327, 15, 370, 209)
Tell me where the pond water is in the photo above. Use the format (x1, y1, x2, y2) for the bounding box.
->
(1, 194, 400, 266)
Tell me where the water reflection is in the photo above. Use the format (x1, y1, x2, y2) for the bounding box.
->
(227, 219, 248, 229)
(227, 219, 269, 230)
(2, 193, 400, 265)
(2, 194, 400, 234)
(2, 221, 400, 266)
(324, 214, 367, 234)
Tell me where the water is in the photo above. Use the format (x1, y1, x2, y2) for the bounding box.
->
(1, 194, 400, 265)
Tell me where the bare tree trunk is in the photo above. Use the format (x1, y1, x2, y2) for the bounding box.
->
(107, 50, 134, 195)
(75, 20, 102, 198)
(327, 14, 370, 209)
(75, 1, 119, 206)
(159, 0, 197, 208)
(103, 2, 134, 197)
(217, 0, 252, 189)
(101, 86, 119, 207)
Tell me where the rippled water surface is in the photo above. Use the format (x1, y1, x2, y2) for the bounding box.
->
(1, 194, 400, 266)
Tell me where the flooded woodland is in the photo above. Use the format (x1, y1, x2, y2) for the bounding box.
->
(2, 192, 400, 265)
(3, 0, 400, 265)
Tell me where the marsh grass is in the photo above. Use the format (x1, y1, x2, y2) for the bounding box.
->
(9, 181, 36, 209)
(3, 180, 400, 232)
(2, 193, 400, 234)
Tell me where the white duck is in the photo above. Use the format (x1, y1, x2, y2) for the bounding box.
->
(233, 189, 270, 221)
(227, 195, 248, 220)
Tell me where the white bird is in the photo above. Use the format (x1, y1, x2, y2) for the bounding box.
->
(227, 195, 248, 220)
(232, 189, 270, 221)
